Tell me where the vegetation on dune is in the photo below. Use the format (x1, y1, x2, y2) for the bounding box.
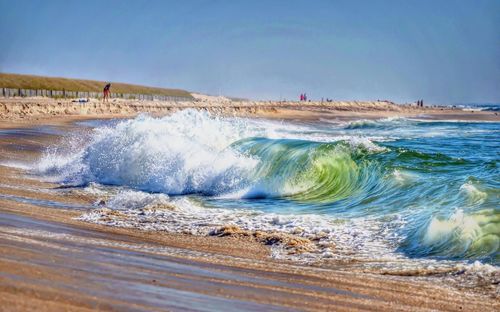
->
(0, 72, 193, 98)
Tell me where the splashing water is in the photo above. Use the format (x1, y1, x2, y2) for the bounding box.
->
(38, 109, 499, 268)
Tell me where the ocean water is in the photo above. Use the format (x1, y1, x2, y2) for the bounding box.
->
(454, 103, 500, 112)
(37, 109, 499, 273)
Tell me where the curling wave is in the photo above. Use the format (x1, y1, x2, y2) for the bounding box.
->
(36, 109, 500, 266)
(38, 110, 385, 203)
(233, 138, 381, 202)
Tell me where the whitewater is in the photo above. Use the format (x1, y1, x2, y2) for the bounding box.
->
(37, 109, 499, 277)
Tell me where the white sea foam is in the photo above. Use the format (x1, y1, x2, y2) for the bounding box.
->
(459, 182, 487, 204)
(423, 210, 479, 246)
(79, 189, 404, 263)
(423, 209, 499, 260)
(343, 119, 378, 129)
(342, 117, 411, 129)
(344, 136, 387, 152)
(106, 190, 170, 210)
(38, 111, 260, 195)
(0, 161, 33, 170)
(462, 108, 486, 112)
(83, 182, 112, 196)
(391, 169, 417, 185)
(36, 110, 387, 196)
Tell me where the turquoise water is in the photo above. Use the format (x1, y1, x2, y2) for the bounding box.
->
(38, 111, 500, 265)
(208, 120, 500, 264)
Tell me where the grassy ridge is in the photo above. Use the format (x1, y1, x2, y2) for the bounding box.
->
(0, 72, 193, 98)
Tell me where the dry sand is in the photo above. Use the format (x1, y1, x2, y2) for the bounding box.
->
(0, 97, 499, 311)
(1, 97, 499, 123)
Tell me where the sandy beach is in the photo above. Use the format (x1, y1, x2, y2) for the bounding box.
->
(2, 97, 499, 124)
(3, 0, 499, 309)
(0, 98, 499, 311)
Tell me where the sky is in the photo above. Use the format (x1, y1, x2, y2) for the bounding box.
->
(0, 0, 499, 103)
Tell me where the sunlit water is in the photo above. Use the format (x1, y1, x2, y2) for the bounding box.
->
(36, 110, 499, 272)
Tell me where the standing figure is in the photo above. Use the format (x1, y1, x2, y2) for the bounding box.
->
(103, 83, 111, 102)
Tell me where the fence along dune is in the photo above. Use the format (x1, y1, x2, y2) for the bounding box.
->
(0, 72, 193, 98)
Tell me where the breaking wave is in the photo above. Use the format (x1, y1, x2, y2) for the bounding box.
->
(38, 110, 385, 202)
(36, 110, 499, 267)
(404, 209, 499, 263)
(343, 117, 412, 129)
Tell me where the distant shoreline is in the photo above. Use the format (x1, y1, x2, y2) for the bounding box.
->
(1, 97, 499, 127)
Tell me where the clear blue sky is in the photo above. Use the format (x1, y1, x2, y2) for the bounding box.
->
(1, 0, 498, 103)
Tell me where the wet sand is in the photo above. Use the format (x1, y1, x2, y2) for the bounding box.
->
(0, 105, 499, 311)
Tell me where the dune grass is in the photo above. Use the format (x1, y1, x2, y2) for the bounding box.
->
(0, 72, 193, 98)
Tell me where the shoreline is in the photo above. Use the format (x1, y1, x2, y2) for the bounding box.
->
(1, 97, 499, 126)
(1, 164, 498, 311)
(0, 100, 499, 310)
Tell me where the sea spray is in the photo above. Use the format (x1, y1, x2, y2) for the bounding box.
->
(38, 110, 386, 200)
(35, 110, 499, 268)
(38, 111, 258, 194)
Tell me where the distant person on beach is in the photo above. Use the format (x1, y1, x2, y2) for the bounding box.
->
(103, 83, 111, 102)
(300, 93, 304, 101)
(303, 93, 307, 101)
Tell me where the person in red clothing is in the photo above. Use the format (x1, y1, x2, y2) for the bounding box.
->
(300, 93, 304, 101)
(103, 83, 111, 102)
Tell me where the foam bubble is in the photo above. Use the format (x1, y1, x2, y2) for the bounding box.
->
(460, 182, 487, 204)
(80, 192, 400, 262)
(105, 190, 170, 210)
